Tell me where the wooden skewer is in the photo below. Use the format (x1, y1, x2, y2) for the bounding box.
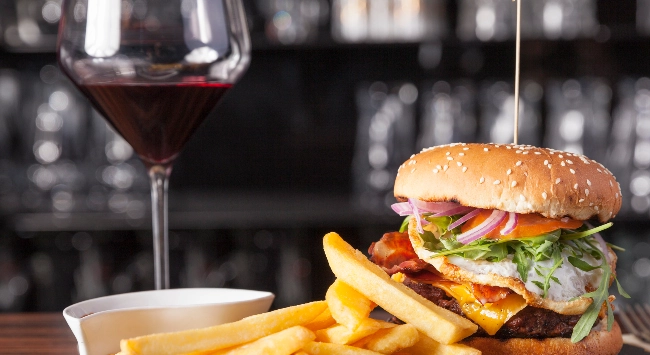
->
(513, 0, 522, 145)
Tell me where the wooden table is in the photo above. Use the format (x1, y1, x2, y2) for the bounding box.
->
(0, 313, 78, 354)
(0, 313, 647, 355)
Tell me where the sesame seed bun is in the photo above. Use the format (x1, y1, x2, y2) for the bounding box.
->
(460, 319, 623, 355)
(395, 143, 622, 222)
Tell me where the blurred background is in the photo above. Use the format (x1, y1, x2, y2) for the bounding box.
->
(0, 0, 649, 312)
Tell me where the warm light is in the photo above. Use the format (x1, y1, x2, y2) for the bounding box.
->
(84, 0, 121, 58)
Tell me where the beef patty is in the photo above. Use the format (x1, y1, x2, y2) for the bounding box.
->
(403, 278, 581, 338)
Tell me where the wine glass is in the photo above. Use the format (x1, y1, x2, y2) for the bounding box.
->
(57, 0, 251, 289)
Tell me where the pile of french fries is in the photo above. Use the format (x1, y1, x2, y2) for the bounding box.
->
(117, 232, 481, 355)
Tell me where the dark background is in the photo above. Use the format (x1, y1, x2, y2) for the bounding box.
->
(0, 0, 649, 312)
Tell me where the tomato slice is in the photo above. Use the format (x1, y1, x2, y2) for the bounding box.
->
(460, 209, 583, 240)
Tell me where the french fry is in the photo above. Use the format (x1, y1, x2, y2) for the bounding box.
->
(355, 324, 419, 354)
(207, 326, 315, 355)
(322, 232, 477, 344)
(403, 333, 482, 355)
(315, 318, 394, 345)
(304, 307, 336, 331)
(120, 301, 327, 355)
(326, 280, 376, 330)
(303, 342, 383, 355)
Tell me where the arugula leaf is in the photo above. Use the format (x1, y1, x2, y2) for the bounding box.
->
(561, 222, 613, 240)
(567, 256, 599, 272)
(616, 277, 631, 299)
(399, 216, 411, 233)
(512, 246, 530, 281)
(570, 236, 629, 343)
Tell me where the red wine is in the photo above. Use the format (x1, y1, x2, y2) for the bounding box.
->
(81, 82, 231, 165)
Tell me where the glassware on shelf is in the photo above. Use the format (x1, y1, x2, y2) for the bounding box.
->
(352, 81, 417, 213)
(417, 80, 477, 150)
(608, 78, 650, 217)
(544, 78, 612, 160)
(457, 0, 598, 41)
(331, 0, 446, 43)
(477, 80, 543, 146)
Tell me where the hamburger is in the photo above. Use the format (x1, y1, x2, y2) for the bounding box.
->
(368, 143, 628, 355)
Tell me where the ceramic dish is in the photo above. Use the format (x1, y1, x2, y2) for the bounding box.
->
(63, 288, 274, 355)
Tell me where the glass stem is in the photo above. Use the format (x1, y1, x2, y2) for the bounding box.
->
(149, 164, 171, 290)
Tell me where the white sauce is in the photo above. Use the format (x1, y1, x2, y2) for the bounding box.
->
(446, 248, 604, 302)
(412, 226, 607, 302)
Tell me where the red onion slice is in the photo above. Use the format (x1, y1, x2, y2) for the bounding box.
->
(433, 206, 476, 217)
(409, 199, 425, 234)
(448, 209, 481, 230)
(500, 212, 519, 235)
(457, 210, 508, 244)
(391, 202, 413, 216)
(411, 200, 462, 214)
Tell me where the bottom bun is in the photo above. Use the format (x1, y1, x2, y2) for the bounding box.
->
(460, 319, 622, 355)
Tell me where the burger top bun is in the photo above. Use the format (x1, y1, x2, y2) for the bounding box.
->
(395, 143, 622, 222)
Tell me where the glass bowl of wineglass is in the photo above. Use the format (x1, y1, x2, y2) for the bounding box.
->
(57, 0, 251, 289)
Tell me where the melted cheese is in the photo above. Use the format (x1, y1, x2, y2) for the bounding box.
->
(426, 281, 526, 335)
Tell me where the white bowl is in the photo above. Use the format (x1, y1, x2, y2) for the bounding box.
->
(63, 288, 274, 355)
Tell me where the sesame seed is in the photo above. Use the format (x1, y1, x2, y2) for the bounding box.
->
(579, 199, 585, 203)
(462, 167, 468, 173)
(585, 189, 590, 196)
(516, 150, 522, 154)
(446, 152, 450, 156)
(494, 180, 501, 185)
(595, 206, 599, 211)
(484, 148, 489, 152)
(447, 157, 453, 161)
(616, 192, 619, 198)
(507, 169, 512, 175)
(457, 162, 463, 167)
(516, 161, 522, 166)
(459, 153, 465, 156)
(523, 151, 529, 155)
(561, 161, 566, 166)
(544, 160, 549, 166)
(520, 195, 526, 201)
(548, 164, 552, 169)
(567, 160, 573, 164)
(433, 169, 439, 174)
(436, 165, 442, 170)
(574, 183, 578, 189)
(550, 152, 555, 155)
(570, 169, 576, 174)
(559, 154, 564, 158)
(534, 152, 542, 155)
(495, 145, 501, 148)
(609, 181, 613, 187)
(542, 192, 548, 200)
(444, 165, 449, 171)
(587, 179, 591, 186)
(506, 146, 512, 149)
(556, 178, 561, 184)
(463, 147, 469, 151)
(411, 168, 416, 173)
(589, 202, 593, 206)
(511, 181, 517, 187)
(480, 177, 485, 184)
(410, 154, 415, 158)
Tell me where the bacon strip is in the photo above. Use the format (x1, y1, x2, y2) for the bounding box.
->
(368, 231, 512, 304)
